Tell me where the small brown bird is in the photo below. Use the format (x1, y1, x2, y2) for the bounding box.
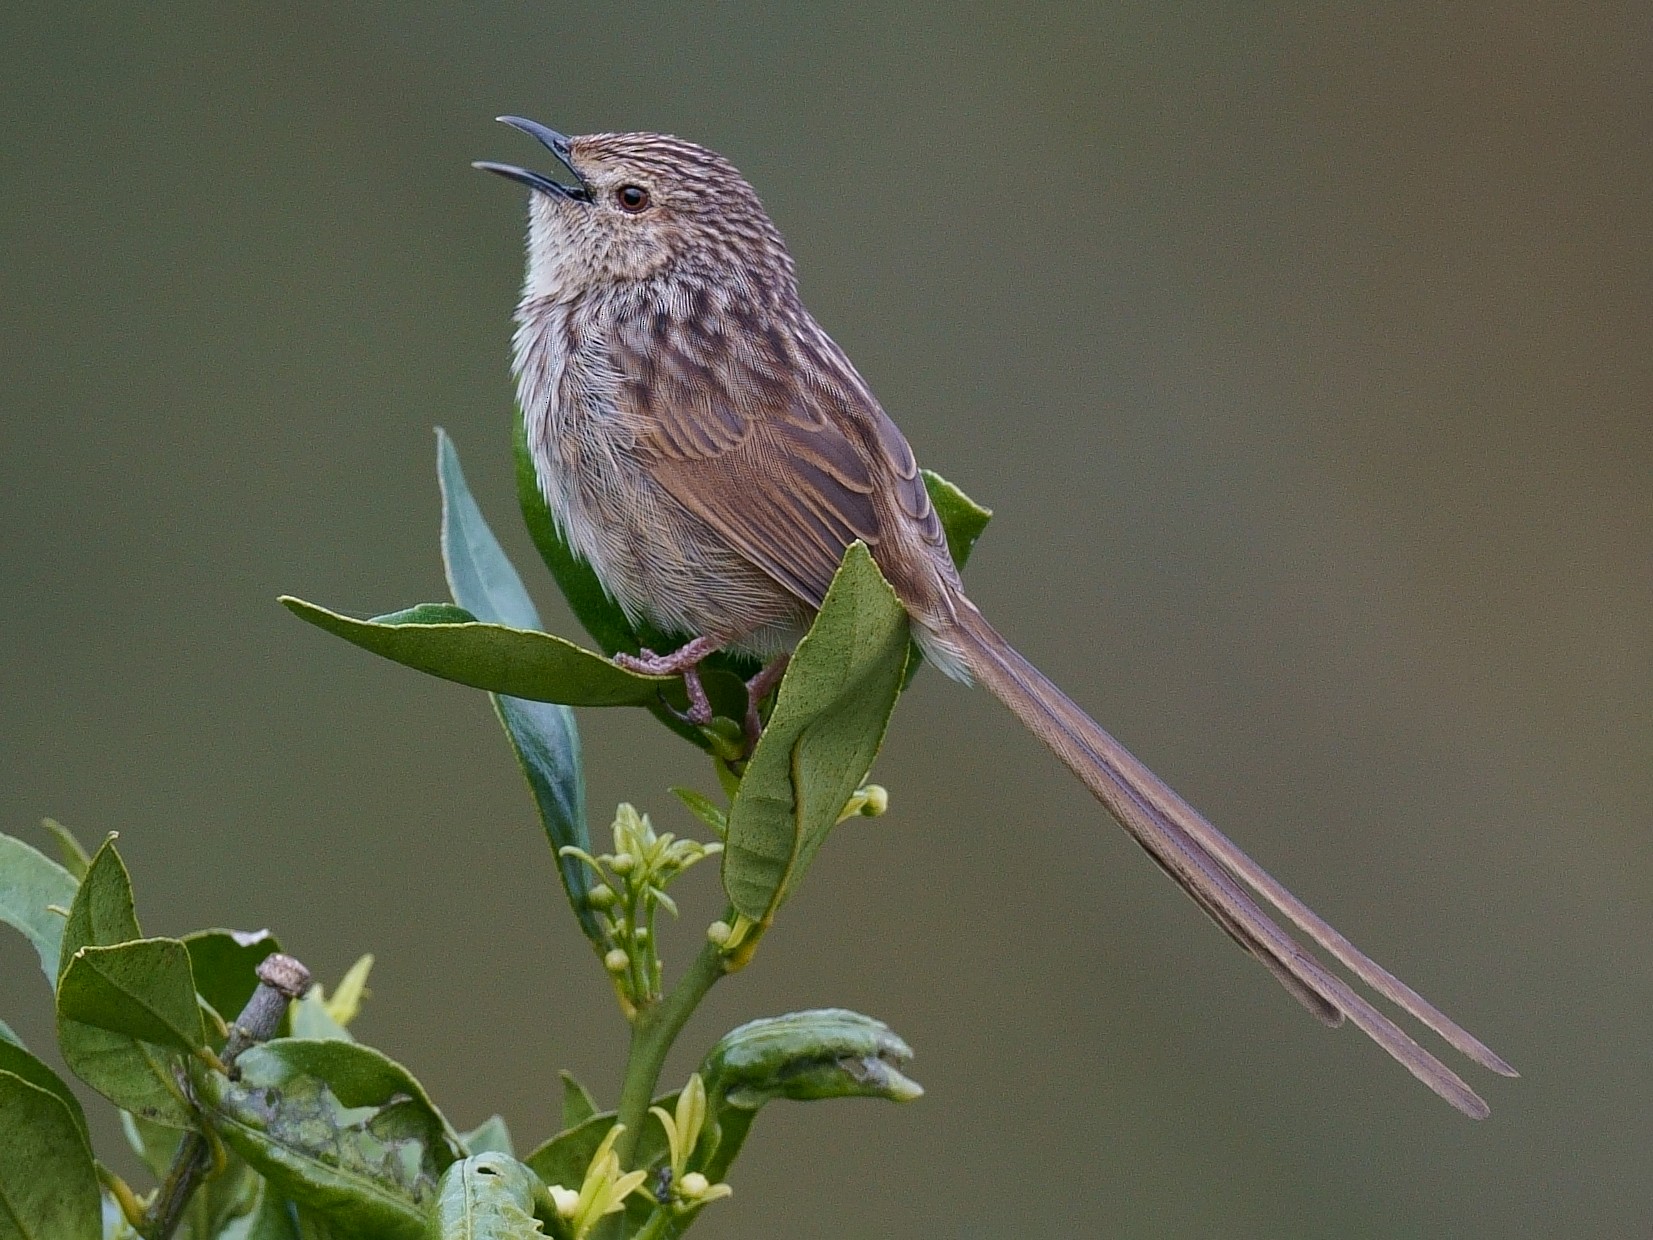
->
(476, 118, 1514, 1117)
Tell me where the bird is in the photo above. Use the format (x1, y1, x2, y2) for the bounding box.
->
(474, 116, 1515, 1118)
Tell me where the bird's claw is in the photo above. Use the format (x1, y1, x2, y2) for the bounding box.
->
(676, 672, 713, 726)
(740, 653, 791, 755)
(614, 644, 714, 726)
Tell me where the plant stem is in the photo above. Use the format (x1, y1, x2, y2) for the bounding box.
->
(625, 889, 648, 1005)
(613, 931, 728, 1168)
(144, 953, 311, 1240)
(96, 1164, 146, 1231)
(630, 1207, 677, 1240)
(144, 1133, 210, 1240)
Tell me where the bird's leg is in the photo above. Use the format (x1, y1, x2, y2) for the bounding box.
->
(741, 652, 791, 754)
(614, 635, 720, 725)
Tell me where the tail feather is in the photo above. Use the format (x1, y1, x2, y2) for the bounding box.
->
(943, 603, 1512, 1118)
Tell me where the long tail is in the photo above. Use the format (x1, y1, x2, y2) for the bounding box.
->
(939, 602, 1516, 1118)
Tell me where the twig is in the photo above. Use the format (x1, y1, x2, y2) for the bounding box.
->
(612, 934, 729, 1169)
(145, 953, 311, 1240)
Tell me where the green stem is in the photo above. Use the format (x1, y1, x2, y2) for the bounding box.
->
(625, 891, 647, 1005)
(700, 1106, 757, 1183)
(630, 1207, 677, 1240)
(613, 931, 729, 1168)
(646, 900, 662, 1000)
(95, 1164, 145, 1232)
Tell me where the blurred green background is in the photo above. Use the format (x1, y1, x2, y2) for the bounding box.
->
(2, 3, 1647, 1235)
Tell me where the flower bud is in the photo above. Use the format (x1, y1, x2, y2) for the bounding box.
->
(704, 718, 746, 761)
(680, 1172, 710, 1198)
(859, 785, 889, 816)
(604, 948, 630, 974)
(549, 1185, 579, 1218)
(588, 884, 618, 909)
(706, 920, 732, 945)
(609, 852, 637, 875)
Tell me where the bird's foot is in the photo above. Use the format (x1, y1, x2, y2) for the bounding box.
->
(741, 653, 791, 755)
(615, 636, 720, 726)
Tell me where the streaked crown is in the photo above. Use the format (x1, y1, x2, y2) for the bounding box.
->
(488, 127, 798, 303)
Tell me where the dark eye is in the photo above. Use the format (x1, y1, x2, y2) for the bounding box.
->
(616, 184, 650, 212)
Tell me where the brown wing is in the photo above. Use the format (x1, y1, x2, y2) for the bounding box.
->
(613, 305, 944, 609)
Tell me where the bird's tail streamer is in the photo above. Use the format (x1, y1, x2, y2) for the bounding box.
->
(942, 602, 1515, 1117)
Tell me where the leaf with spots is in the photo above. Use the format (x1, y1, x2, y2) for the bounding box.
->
(192, 1039, 466, 1240)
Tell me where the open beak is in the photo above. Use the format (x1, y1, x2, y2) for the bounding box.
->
(472, 116, 591, 202)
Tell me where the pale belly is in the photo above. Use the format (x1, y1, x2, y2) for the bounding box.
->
(524, 387, 809, 659)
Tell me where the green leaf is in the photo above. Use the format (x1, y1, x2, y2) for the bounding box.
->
(432, 430, 603, 947)
(283, 956, 373, 1045)
(292, 1204, 348, 1240)
(56, 1018, 191, 1130)
(921, 469, 992, 571)
(40, 819, 91, 881)
(520, 1111, 610, 1192)
(53, 839, 195, 1129)
(670, 788, 727, 837)
(721, 545, 910, 921)
(191, 1038, 465, 1240)
(320, 955, 374, 1028)
(522, 1097, 675, 1192)
(373, 603, 477, 625)
(426, 1155, 546, 1240)
(459, 1116, 514, 1158)
(54, 836, 138, 983)
(0, 1070, 100, 1240)
(289, 991, 353, 1042)
(694, 1009, 921, 1181)
(217, 1185, 304, 1240)
(0, 830, 78, 982)
(442, 441, 592, 905)
(904, 470, 992, 684)
(122, 1108, 181, 1179)
(493, 696, 603, 945)
(701, 1009, 922, 1109)
(559, 1070, 597, 1131)
(183, 928, 283, 1025)
(58, 938, 206, 1052)
(280, 599, 668, 708)
(438, 430, 541, 633)
(0, 1039, 88, 1144)
(522, 1100, 678, 1237)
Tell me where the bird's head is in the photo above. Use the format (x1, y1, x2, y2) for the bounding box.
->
(475, 118, 796, 302)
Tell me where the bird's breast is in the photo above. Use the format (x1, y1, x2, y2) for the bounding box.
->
(511, 297, 807, 652)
